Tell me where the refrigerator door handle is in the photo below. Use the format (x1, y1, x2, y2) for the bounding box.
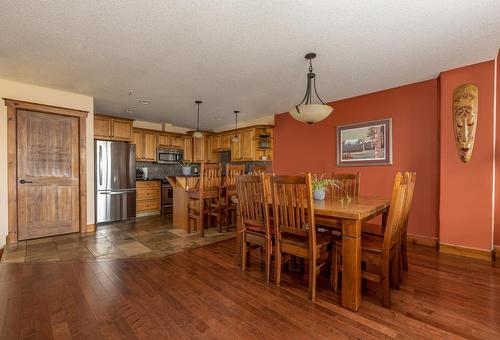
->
(99, 191, 125, 195)
(99, 145, 103, 186)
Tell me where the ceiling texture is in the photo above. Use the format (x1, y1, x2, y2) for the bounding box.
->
(1, 0, 500, 130)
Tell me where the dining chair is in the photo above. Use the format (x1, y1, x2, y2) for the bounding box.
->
(237, 174, 273, 282)
(250, 164, 269, 174)
(271, 173, 334, 301)
(331, 172, 360, 199)
(220, 164, 245, 232)
(187, 162, 222, 237)
(362, 172, 416, 277)
(332, 172, 409, 308)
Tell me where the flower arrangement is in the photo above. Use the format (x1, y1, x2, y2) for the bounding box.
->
(178, 159, 192, 176)
(311, 174, 350, 201)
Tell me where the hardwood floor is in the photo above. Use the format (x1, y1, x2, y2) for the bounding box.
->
(0, 238, 499, 339)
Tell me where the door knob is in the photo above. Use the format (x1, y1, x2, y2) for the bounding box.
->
(19, 179, 32, 184)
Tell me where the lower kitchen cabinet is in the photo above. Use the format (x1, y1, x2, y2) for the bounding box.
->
(136, 180, 161, 215)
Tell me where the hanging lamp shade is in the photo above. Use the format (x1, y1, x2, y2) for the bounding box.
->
(192, 100, 204, 138)
(289, 52, 333, 124)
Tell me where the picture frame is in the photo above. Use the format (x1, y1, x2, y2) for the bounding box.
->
(336, 118, 392, 166)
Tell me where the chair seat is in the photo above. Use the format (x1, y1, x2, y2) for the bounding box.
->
(246, 223, 274, 236)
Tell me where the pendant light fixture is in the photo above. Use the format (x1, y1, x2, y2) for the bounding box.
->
(289, 52, 333, 124)
(231, 110, 240, 143)
(192, 100, 204, 138)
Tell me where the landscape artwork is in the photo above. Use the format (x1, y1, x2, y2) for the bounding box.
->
(336, 118, 392, 166)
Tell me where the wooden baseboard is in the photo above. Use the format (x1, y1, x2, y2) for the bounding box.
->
(407, 233, 438, 248)
(82, 224, 96, 233)
(439, 243, 494, 262)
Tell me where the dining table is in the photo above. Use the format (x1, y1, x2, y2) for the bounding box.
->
(236, 194, 390, 311)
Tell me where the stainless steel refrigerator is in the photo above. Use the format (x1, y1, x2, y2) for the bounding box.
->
(95, 140, 136, 224)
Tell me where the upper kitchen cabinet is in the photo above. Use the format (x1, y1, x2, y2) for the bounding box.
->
(158, 133, 184, 149)
(219, 133, 231, 150)
(94, 114, 134, 142)
(231, 128, 255, 161)
(192, 136, 206, 162)
(132, 128, 157, 162)
(183, 137, 193, 162)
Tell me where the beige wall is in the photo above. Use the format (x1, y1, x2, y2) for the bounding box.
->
(214, 114, 275, 132)
(0, 78, 94, 247)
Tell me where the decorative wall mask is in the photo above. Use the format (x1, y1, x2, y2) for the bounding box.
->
(452, 84, 478, 163)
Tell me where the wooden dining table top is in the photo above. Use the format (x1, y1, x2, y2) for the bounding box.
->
(312, 196, 390, 220)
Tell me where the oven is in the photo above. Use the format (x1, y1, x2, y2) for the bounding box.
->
(156, 147, 183, 164)
(161, 180, 174, 214)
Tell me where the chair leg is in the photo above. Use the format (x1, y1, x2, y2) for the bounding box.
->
(381, 263, 391, 309)
(241, 232, 247, 272)
(390, 253, 400, 290)
(309, 256, 317, 302)
(275, 242, 282, 287)
(199, 199, 205, 237)
(265, 243, 271, 283)
(332, 246, 339, 292)
(402, 238, 408, 272)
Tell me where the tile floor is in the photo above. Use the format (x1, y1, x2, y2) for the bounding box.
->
(1, 214, 236, 263)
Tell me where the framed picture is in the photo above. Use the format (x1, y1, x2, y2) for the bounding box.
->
(336, 118, 392, 166)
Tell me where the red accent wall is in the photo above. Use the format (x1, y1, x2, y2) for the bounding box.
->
(495, 51, 500, 247)
(274, 79, 440, 238)
(439, 61, 495, 250)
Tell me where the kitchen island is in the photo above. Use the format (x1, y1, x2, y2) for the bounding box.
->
(165, 176, 199, 232)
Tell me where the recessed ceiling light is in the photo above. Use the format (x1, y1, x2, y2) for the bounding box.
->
(216, 116, 223, 120)
(125, 109, 134, 114)
(139, 99, 150, 105)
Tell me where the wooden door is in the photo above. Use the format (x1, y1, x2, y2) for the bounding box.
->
(220, 134, 231, 149)
(143, 131, 157, 161)
(94, 116, 112, 139)
(132, 130, 144, 160)
(240, 129, 255, 160)
(231, 133, 242, 161)
(183, 137, 193, 162)
(158, 133, 170, 146)
(193, 137, 205, 162)
(17, 110, 80, 240)
(112, 119, 133, 141)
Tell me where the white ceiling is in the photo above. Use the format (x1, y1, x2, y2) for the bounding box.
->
(1, 1, 500, 130)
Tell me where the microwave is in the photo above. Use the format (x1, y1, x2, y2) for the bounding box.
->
(156, 147, 183, 164)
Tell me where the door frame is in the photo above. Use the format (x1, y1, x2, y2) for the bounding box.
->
(4, 98, 89, 244)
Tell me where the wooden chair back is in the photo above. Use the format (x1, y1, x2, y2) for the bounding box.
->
(225, 164, 245, 188)
(236, 174, 271, 237)
(263, 173, 274, 200)
(381, 172, 408, 255)
(271, 173, 316, 241)
(250, 165, 269, 174)
(400, 172, 416, 237)
(331, 172, 360, 199)
(199, 162, 222, 192)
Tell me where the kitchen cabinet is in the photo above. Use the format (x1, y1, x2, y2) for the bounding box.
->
(231, 129, 254, 161)
(183, 137, 193, 162)
(240, 129, 255, 160)
(94, 114, 133, 142)
(170, 136, 184, 148)
(136, 180, 161, 215)
(157, 133, 170, 147)
(219, 133, 231, 150)
(193, 137, 205, 162)
(133, 128, 157, 162)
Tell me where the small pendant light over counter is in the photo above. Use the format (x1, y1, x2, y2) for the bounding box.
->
(192, 100, 204, 138)
(289, 52, 333, 124)
(231, 110, 240, 143)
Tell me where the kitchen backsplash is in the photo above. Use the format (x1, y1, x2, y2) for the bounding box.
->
(136, 161, 272, 179)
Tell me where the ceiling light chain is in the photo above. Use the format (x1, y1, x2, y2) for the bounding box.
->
(232, 110, 240, 143)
